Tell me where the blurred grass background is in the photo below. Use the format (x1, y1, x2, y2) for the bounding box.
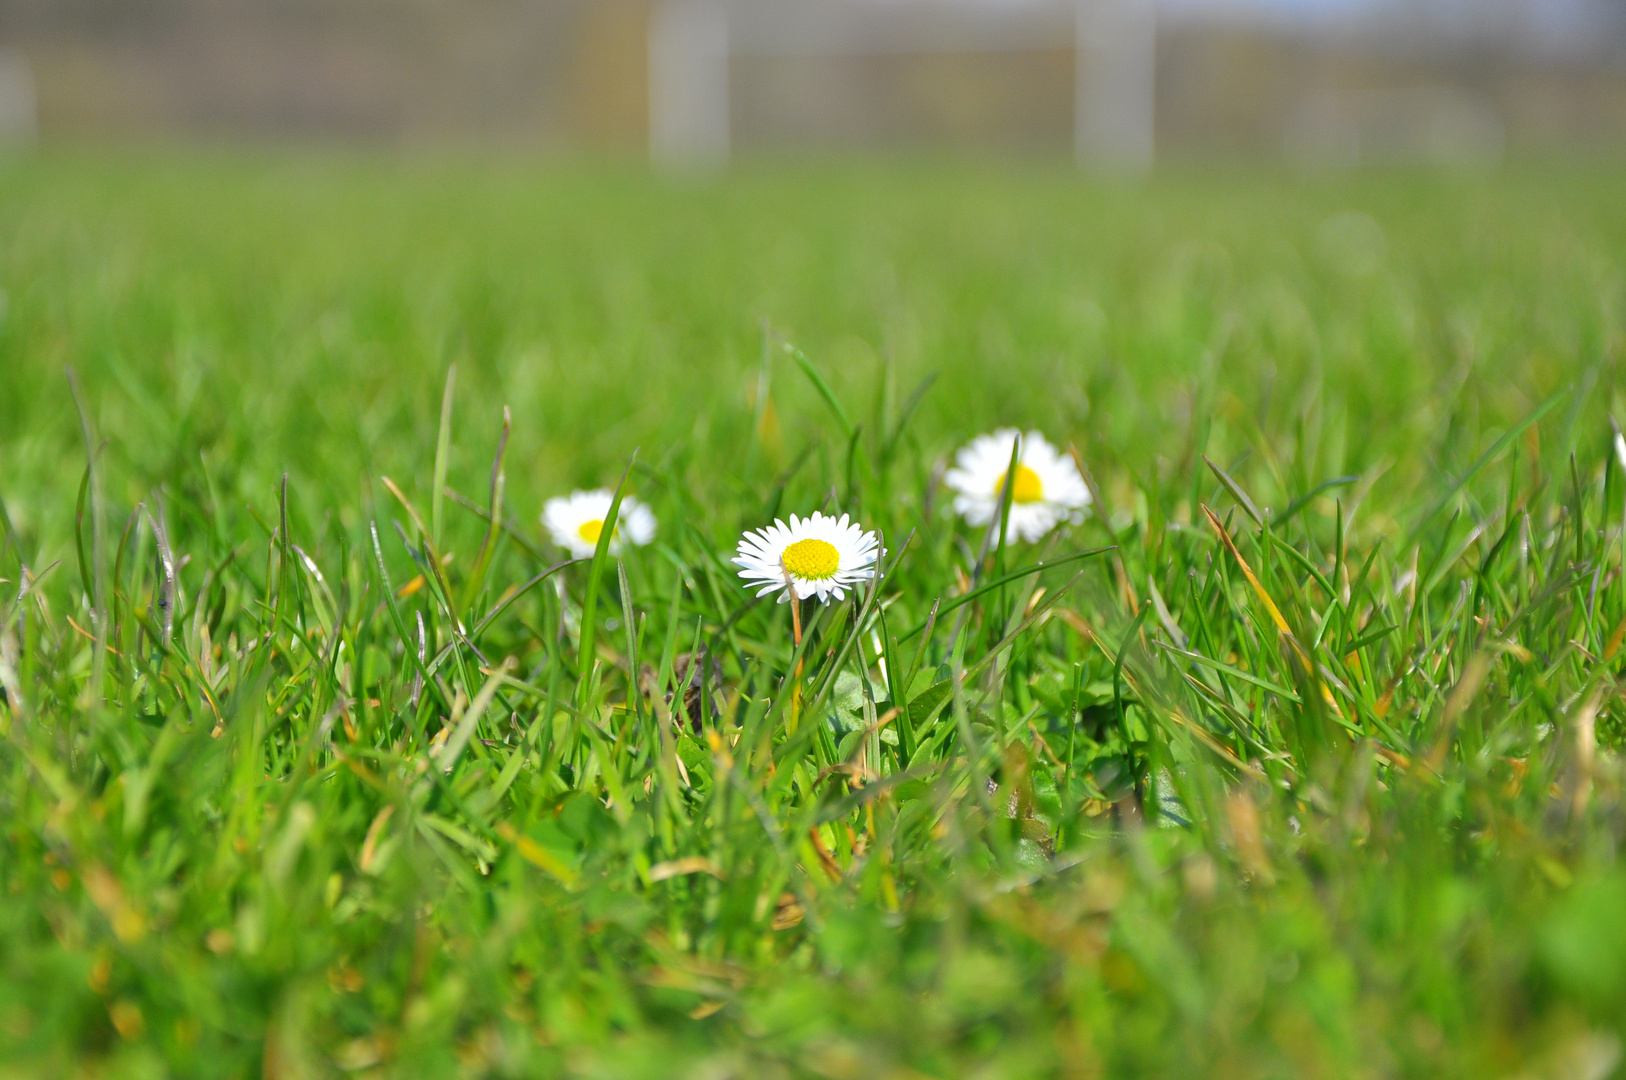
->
(3, 152, 1621, 541)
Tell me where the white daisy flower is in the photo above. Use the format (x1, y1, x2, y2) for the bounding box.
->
(944, 428, 1091, 543)
(542, 489, 657, 559)
(734, 512, 881, 604)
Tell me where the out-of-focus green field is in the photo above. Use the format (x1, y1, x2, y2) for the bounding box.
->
(2, 151, 1625, 1078)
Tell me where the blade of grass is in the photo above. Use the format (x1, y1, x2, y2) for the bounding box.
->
(578, 450, 638, 689)
(460, 406, 510, 610)
(784, 342, 855, 440)
(1272, 475, 1358, 528)
(1408, 386, 1567, 543)
(1204, 454, 1265, 529)
(896, 547, 1113, 642)
(432, 362, 457, 548)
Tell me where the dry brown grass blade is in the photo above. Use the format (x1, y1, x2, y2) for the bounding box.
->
(1422, 652, 1491, 775)
(1202, 503, 1349, 723)
(1201, 503, 1290, 636)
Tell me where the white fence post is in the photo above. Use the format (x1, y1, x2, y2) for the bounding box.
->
(649, 0, 730, 168)
(0, 49, 36, 142)
(1075, 0, 1155, 172)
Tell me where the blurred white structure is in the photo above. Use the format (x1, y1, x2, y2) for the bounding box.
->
(1076, 0, 1157, 171)
(650, 0, 731, 168)
(0, 50, 36, 142)
(648, 0, 1157, 170)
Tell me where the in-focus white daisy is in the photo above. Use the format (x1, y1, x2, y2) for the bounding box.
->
(944, 428, 1091, 543)
(734, 512, 881, 604)
(542, 489, 657, 559)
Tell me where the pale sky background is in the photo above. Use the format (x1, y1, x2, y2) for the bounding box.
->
(860, 0, 1614, 28)
(853, 0, 1623, 52)
(1166, 0, 1620, 51)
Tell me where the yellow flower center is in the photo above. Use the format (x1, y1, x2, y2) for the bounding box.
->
(996, 464, 1045, 504)
(781, 538, 840, 581)
(577, 519, 605, 545)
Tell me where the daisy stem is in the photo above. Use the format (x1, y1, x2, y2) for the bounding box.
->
(788, 583, 804, 736)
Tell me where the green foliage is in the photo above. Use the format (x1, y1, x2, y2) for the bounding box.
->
(1, 152, 1626, 1078)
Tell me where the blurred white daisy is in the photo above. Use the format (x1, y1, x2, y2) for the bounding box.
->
(735, 512, 881, 604)
(542, 489, 657, 559)
(944, 428, 1091, 543)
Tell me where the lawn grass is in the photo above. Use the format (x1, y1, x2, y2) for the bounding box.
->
(2, 150, 1626, 1078)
